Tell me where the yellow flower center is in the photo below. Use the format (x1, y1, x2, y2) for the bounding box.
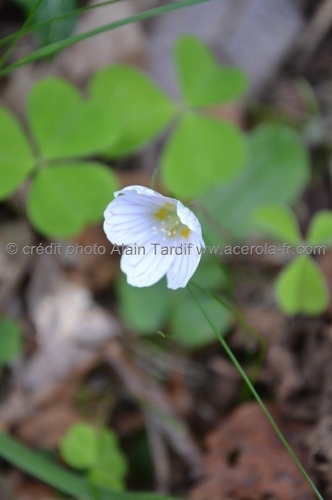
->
(155, 203, 191, 239)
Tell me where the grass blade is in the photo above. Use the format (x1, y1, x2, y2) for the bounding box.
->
(187, 284, 324, 500)
(0, 0, 211, 77)
(0, 0, 44, 68)
(0, 432, 182, 500)
(0, 0, 121, 48)
(0, 431, 92, 499)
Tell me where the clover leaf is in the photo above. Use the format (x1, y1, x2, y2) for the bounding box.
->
(28, 78, 118, 160)
(251, 206, 331, 316)
(276, 255, 328, 315)
(175, 34, 248, 107)
(90, 65, 176, 157)
(59, 423, 127, 491)
(200, 123, 310, 244)
(161, 113, 246, 198)
(28, 162, 118, 238)
(307, 210, 332, 246)
(252, 205, 302, 245)
(0, 108, 35, 199)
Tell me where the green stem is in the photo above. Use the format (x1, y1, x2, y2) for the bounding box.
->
(0, 0, 212, 77)
(191, 281, 266, 380)
(194, 201, 235, 243)
(0, 0, 121, 48)
(0, 0, 44, 69)
(187, 284, 323, 500)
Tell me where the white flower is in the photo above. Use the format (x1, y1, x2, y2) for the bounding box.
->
(103, 185, 204, 289)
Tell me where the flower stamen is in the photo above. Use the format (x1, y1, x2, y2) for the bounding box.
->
(155, 203, 191, 238)
(181, 226, 191, 239)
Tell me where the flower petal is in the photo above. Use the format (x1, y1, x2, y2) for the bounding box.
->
(121, 236, 173, 287)
(166, 232, 203, 289)
(115, 185, 178, 207)
(176, 201, 203, 237)
(115, 185, 165, 200)
(104, 194, 160, 245)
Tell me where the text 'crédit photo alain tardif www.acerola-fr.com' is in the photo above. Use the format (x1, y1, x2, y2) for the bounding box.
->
(5, 242, 327, 257)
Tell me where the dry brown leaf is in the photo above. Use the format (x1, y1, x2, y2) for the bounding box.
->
(0, 220, 33, 303)
(22, 254, 119, 396)
(190, 402, 315, 500)
(57, 224, 120, 292)
(16, 405, 79, 448)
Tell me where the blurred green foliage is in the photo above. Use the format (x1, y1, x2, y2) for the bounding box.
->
(117, 258, 231, 347)
(12, 0, 78, 46)
(0, 318, 22, 368)
(200, 124, 309, 244)
(59, 423, 127, 491)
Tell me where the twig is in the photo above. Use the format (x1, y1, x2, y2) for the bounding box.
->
(145, 413, 171, 494)
(104, 340, 203, 481)
(295, 0, 332, 67)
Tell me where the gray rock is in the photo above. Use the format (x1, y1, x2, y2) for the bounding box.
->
(147, 0, 304, 97)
